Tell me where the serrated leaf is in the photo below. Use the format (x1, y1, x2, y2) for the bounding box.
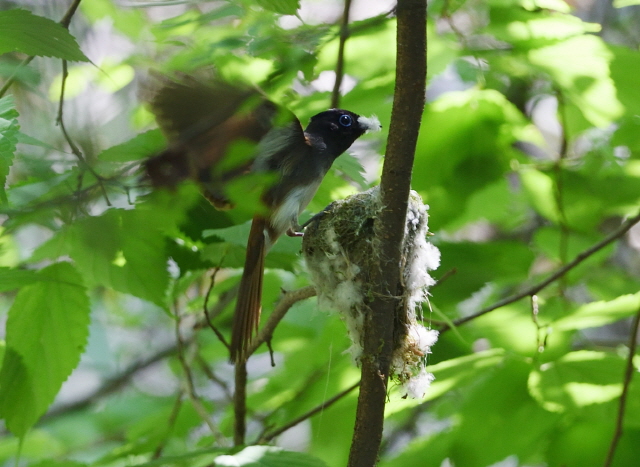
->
(553, 293, 640, 331)
(255, 0, 300, 15)
(98, 129, 167, 162)
(0, 262, 90, 437)
(214, 446, 328, 467)
(0, 267, 39, 292)
(0, 95, 19, 203)
(32, 208, 171, 308)
(0, 9, 88, 61)
(332, 153, 367, 189)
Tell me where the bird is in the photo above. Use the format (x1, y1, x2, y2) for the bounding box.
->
(144, 76, 381, 363)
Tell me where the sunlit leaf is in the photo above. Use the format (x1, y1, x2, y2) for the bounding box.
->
(528, 35, 624, 130)
(0, 95, 19, 203)
(255, 0, 300, 15)
(553, 293, 640, 331)
(528, 350, 624, 412)
(0, 9, 88, 61)
(0, 262, 90, 437)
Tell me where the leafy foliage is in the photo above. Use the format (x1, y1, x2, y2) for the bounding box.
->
(1, 0, 640, 466)
(0, 9, 88, 61)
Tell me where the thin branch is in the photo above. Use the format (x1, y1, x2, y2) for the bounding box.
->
(232, 285, 316, 446)
(440, 210, 640, 334)
(259, 381, 360, 443)
(203, 264, 230, 349)
(245, 285, 317, 358)
(348, 0, 427, 465)
(233, 361, 248, 446)
(604, 306, 640, 467)
(331, 0, 352, 108)
(0, 0, 82, 98)
(57, 59, 111, 206)
(196, 354, 233, 401)
(554, 88, 570, 291)
(174, 302, 222, 441)
(60, 0, 83, 29)
(40, 343, 178, 422)
(152, 391, 184, 459)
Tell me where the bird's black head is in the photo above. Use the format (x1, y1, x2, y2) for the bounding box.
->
(305, 109, 381, 158)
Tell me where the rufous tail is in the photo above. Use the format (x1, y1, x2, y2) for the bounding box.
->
(230, 216, 267, 363)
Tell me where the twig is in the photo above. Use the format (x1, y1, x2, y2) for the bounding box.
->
(56, 59, 111, 206)
(440, 209, 640, 334)
(348, 0, 427, 465)
(196, 354, 233, 401)
(259, 381, 360, 443)
(233, 361, 248, 446)
(245, 285, 317, 357)
(554, 88, 570, 291)
(232, 285, 316, 445)
(203, 265, 230, 349)
(0, 0, 82, 98)
(173, 302, 222, 441)
(40, 343, 178, 422)
(60, 0, 83, 28)
(152, 391, 184, 459)
(604, 306, 640, 467)
(331, 0, 352, 108)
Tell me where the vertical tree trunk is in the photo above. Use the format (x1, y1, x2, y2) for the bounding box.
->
(347, 0, 427, 465)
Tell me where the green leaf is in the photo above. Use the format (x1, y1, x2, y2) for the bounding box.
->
(214, 445, 328, 467)
(0, 95, 20, 204)
(553, 293, 640, 331)
(0, 9, 88, 61)
(519, 167, 561, 223)
(413, 89, 537, 228)
(31, 208, 171, 308)
(0, 262, 90, 437)
(452, 357, 559, 467)
(614, 0, 640, 7)
(98, 129, 167, 162)
(486, 8, 600, 49)
(528, 35, 623, 130)
(528, 350, 625, 412)
(332, 153, 367, 189)
(0, 267, 39, 292)
(29, 461, 88, 467)
(255, 0, 300, 15)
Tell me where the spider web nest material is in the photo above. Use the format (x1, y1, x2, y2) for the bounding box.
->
(302, 186, 440, 398)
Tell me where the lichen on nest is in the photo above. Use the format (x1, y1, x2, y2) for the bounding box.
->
(302, 186, 440, 398)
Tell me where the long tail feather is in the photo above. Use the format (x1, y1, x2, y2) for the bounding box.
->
(230, 216, 267, 363)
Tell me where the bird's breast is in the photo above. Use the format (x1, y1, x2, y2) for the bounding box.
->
(269, 180, 322, 240)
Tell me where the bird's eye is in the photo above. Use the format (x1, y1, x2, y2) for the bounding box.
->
(339, 114, 352, 127)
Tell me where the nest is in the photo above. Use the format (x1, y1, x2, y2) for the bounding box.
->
(302, 186, 440, 398)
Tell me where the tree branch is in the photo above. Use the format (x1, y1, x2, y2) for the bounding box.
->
(40, 343, 178, 421)
(246, 285, 317, 358)
(439, 209, 640, 334)
(604, 306, 640, 467)
(258, 381, 360, 443)
(348, 1, 427, 465)
(331, 0, 352, 108)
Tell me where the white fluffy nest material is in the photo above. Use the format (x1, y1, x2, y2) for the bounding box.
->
(302, 186, 440, 398)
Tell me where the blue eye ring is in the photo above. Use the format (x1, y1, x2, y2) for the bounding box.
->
(339, 114, 353, 127)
